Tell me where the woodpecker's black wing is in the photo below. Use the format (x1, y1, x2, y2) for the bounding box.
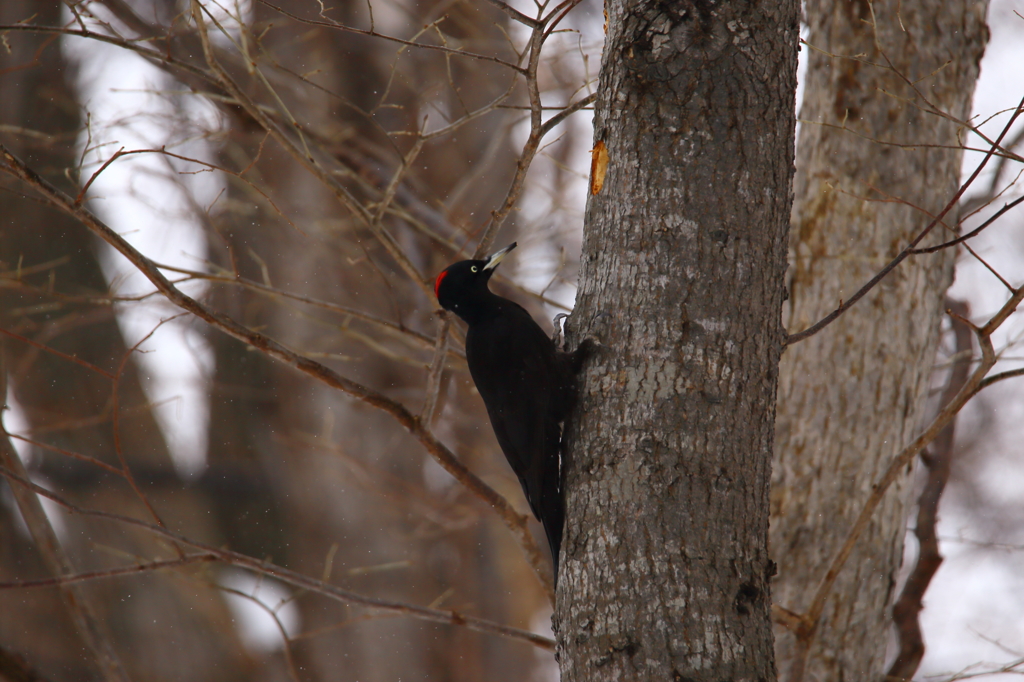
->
(464, 297, 576, 577)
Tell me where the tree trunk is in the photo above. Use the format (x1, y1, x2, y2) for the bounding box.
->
(771, 1, 989, 679)
(557, 1, 799, 680)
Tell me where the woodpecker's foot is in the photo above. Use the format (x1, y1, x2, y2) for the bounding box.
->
(551, 313, 570, 349)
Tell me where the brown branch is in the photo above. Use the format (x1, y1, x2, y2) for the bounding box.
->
(0, 139, 553, 596)
(0, 372, 129, 682)
(796, 118, 1020, 162)
(7, 434, 125, 477)
(1, 17, 457, 251)
(0, 466, 556, 651)
(256, 0, 526, 74)
(0, 23, 216, 88)
(75, 145, 126, 203)
(421, 315, 451, 426)
(786, 284, 1024, 682)
(92, 0, 162, 38)
(483, 0, 542, 29)
(189, 2, 436, 306)
(418, 78, 520, 142)
(110, 317, 183, 550)
(214, 585, 302, 682)
(542, 0, 587, 40)
(76, 146, 296, 228)
(977, 366, 1024, 391)
(803, 28, 1023, 170)
(473, 7, 575, 256)
(961, 124, 1024, 215)
(541, 92, 598, 137)
(3, 14, 520, 258)
(0, 327, 115, 380)
(477, 68, 540, 254)
(911, 194, 1024, 254)
(887, 299, 972, 682)
(848, 183, 1017, 292)
(151, 262, 464, 359)
(0, 555, 217, 590)
(785, 94, 1024, 347)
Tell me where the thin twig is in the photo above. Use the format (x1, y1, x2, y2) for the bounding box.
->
(74, 145, 296, 228)
(912, 195, 1024, 254)
(0, 555, 217, 590)
(421, 315, 451, 425)
(0, 369, 130, 682)
(786, 94, 1024, 347)
(255, 0, 527, 74)
(787, 284, 1024, 679)
(976, 366, 1024, 391)
(0, 139, 554, 597)
(0, 23, 216, 86)
(474, 15, 548, 256)
(6, 434, 125, 476)
(215, 585, 302, 682)
(887, 299, 972, 682)
(110, 317, 184, 552)
(483, 0, 542, 29)
(0, 466, 556, 651)
(0, 327, 115, 379)
(189, 1, 436, 305)
(151, 262, 463, 358)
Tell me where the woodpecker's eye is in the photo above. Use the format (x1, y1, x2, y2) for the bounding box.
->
(470, 266, 478, 273)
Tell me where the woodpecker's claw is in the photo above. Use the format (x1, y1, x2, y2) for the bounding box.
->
(552, 313, 570, 349)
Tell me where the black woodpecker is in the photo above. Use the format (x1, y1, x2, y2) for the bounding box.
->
(434, 242, 590, 583)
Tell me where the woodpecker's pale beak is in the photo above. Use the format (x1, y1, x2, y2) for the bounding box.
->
(483, 242, 517, 271)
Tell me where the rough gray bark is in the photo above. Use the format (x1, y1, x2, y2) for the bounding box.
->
(557, 1, 799, 680)
(771, 1, 989, 680)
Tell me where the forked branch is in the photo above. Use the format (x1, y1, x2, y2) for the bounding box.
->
(0, 140, 555, 599)
(785, 286, 1024, 682)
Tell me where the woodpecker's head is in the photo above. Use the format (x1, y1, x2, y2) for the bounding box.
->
(435, 242, 516, 321)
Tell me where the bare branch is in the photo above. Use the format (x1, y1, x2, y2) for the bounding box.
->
(421, 315, 451, 426)
(151, 262, 463, 358)
(0, 139, 555, 595)
(0, 466, 557, 651)
(0, 372, 130, 682)
(0, 555, 217, 590)
(483, 0, 542, 29)
(786, 284, 1024, 679)
(786, 94, 1024, 347)
(887, 299, 972, 682)
(189, 1, 437, 305)
(0, 23, 216, 88)
(0, 327, 115, 380)
(475, 23, 548, 256)
(912, 195, 1024, 255)
(256, 0, 526, 74)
